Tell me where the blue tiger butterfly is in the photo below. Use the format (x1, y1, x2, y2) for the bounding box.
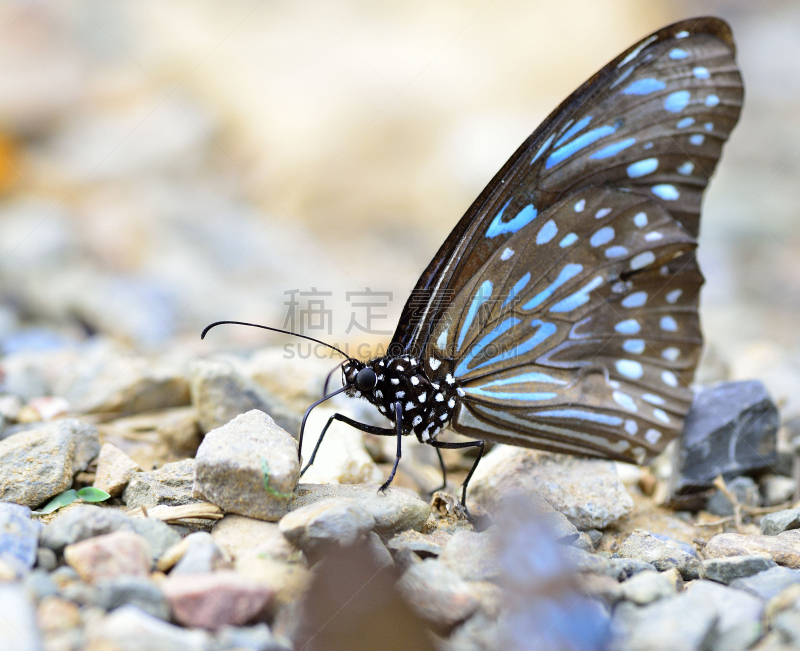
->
(203, 17, 743, 510)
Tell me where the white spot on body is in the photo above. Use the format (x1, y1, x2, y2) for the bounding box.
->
(418, 393, 427, 403)
(616, 359, 644, 379)
(391, 378, 399, 385)
(436, 328, 449, 350)
(435, 393, 444, 402)
(412, 416, 422, 426)
(446, 374, 455, 385)
(429, 357, 442, 370)
(395, 391, 404, 398)
(457, 388, 465, 397)
(630, 251, 656, 270)
(500, 248, 514, 261)
(448, 398, 455, 408)
(396, 365, 404, 372)
(440, 413, 448, 421)
(574, 199, 586, 212)
(411, 377, 419, 386)
(405, 402, 414, 411)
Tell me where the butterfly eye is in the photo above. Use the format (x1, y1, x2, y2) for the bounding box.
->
(355, 367, 378, 392)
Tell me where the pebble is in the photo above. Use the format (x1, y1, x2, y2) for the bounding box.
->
(670, 380, 779, 495)
(24, 569, 59, 601)
(704, 533, 800, 568)
(467, 446, 633, 529)
(706, 476, 760, 516)
(211, 514, 297, 562)
(93, 442, 142, 497)
(617, 529, 701, 580)
(564, 547, 656, 581)
(703, 554, 777, 584)
(94, 575, 170, 620)
(761, 475, 797, 507)
(154, 407, 202, 457)
(0, 503, 40, 572)
(397, 558, 499, 632)
(129, 517, 182, 564)
(762, 507, 800, 536)
(161, 571, 274, 630)
(86, 604, 211, 651)
(617, 569, 680, 605)
(193, 410, 300, 521)
(730, 566, 800, 601)
(234, 554, 311, 616)
(35, 547, 56, 571)
(40, 505, 133, 552)
(0, 418, 99, 507)
(439, 530, 500, 582)
(36, 595, 80, 633)
(289, 483, 432, 537)
(123, 458, 199, 508)
(0, 582, 42, 651)
(215, 623, 292, 651)
(64, 530, 151, 583)
(170, 531, 231, 574)
(189, 360, 301, 435)
(610, 579, 763, 651)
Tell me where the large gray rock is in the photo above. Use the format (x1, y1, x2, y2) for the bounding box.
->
(0, 418, 99, 507)
(86, 605, 211, 651)
(95, 576, 170, 620)
(467, 446, 633, 530)
(189, 360, 301, 435)
(0, 583, 41, 651)
(617, 529, 701, 580)
(617, 569, 679, 605)
(0, 503, 40, 573)
(193, 410, 299, 521)
(670, 380, 778, 495)
(730, 566, 800, 601)
(123, 459, 198, 508)
(702, 554, 777, 584)
(762, 508, 800, 536)
(704, 532, 800, 568)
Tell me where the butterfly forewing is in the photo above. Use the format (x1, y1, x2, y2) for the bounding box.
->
(392, 18, 742, 356)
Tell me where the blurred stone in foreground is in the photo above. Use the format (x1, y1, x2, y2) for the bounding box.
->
(670, 380, 778, 498)
(291, 537, 436, 651)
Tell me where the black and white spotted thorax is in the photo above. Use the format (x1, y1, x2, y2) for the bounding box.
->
(342, 356, 465, 443)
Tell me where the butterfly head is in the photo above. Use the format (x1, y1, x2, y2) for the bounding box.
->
(341, 359, 378, 396)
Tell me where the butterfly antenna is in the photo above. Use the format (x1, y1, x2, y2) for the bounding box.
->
(201, 320, 351, 360)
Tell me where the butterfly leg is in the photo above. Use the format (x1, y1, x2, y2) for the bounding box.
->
(300, 413, 394, 477)
(428, 448, 448, 494)
(426, 439, 485, 509)
(379, 402, 403, 494)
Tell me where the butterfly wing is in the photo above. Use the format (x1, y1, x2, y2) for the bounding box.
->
(435, 186, 700, 463)
(391, 17, 742, 363)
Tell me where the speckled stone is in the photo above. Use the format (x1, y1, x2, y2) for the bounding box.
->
(123, 458, 199, 508)
(704, 533, 800, 568)
(93, 442, 142, 497)
(617, 529, 701, 580)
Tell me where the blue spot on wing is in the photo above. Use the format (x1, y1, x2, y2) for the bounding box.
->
(458, 280, 493, 350)
(590, 138, 636, 160)
(486, 203, 538, 238)
(554, 116, 593, 147)
(455, 320, 557, 377)
(623, 78, 666, 95)
(502, 272, 531, 308)
(537, 409, 623, 426)
(523, 264, 583, 311)
(545, 125, 617, 170)
(664, 90, 691, 113)
(549, 276, 603, 313)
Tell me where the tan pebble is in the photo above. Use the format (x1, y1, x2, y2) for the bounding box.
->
(37, 596, 81, 633)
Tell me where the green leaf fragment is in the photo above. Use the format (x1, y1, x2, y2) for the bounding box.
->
(261, 458, 294, 500)
(77, 487, 111, 502)
(40, 489, 79, 514)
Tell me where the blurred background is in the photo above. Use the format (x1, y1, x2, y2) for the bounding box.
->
(1, 0, 799, 412)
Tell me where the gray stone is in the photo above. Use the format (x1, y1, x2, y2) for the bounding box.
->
(193, 410, 299, 521)
(123, 459, 199, 508)
(0, 503, 40, 571)
(130, 518, 182, 564)
(617, 529, 701, 580)
(467, 446, 633, 529)
(763, 508, 800, 536)
(94, 442, 142, 497)
(564, 547, 656, 581)
(618, 569, 678, 605)
(214, 623, 292, 651)
(278, 498, 375, 561)
(23, 568, 59, 601)
(171, 531, 230, 574)
(189, 360, 300, 435)
(610, 580, 763, 651)
(703, 554, 777, 584)
(439, 530, 500, 582)
(730, 566, 800, 600)
(289, 483, 431, 537)
(704, 532, 800, 568)
(86, 604, 211, 651)
(706, 476, 759, 517)
(0, 418, 99, 507)
(40, 505, 133, 552)
(35, 547, 57, 571)
(211, 515, 296, 562)
(761, 475, 797, 507)
(95, 576, 170, 620)
(0, 583, 41, 651)
(670, 380, 779, 495)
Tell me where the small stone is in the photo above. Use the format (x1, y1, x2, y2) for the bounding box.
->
(161, 570, 274, 630)
(762, 508, 800, 536)
(618, 569, 678, 605)
(40, 505, 133, 552)
(572, 532, 595, 552)
(278, 498, 375, 560)
(617, 529, 701, 580)
(563, 547, 654, 581)
(190, 359, 300, 435)
(670, 380, 779, 496)
(386, 530, 452, 559)
(702, 554, 777, 584)
(706, 476, 760, 516)
(155, 407, 202, 457)
(211, 514, 296, 562)
(0, 583, 41, 650)
(704, 533, 800, 568)
(397, 558, 496, 632)
(730, 566, 800, 601)
(586, 529, 604, 547)
(467, 446, 633, 529)
(35, 547, 57, 571)
(761, 475, 797, 507)
(439, 530, 500, 582)
(86, 604, 210, 651)
(95, 576, 170, 620)
(0, 503, 40, 572)
(170, 531, 230, 575)
(130, 517, 182, 564)
(234, 554, 311, 615)
(23, 569, 59, 601)
(36, 595, 81, 633)
(123, 458, 199, 508)
(93, 442, 142, 497)
(215, 623, 291, 651)
(64, 530, 151, 583)
(0, 418, 99, 507)
(193, 410, 299, 521)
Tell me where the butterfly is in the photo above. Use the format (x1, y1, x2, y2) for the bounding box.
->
(204, 17, 743, 510)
